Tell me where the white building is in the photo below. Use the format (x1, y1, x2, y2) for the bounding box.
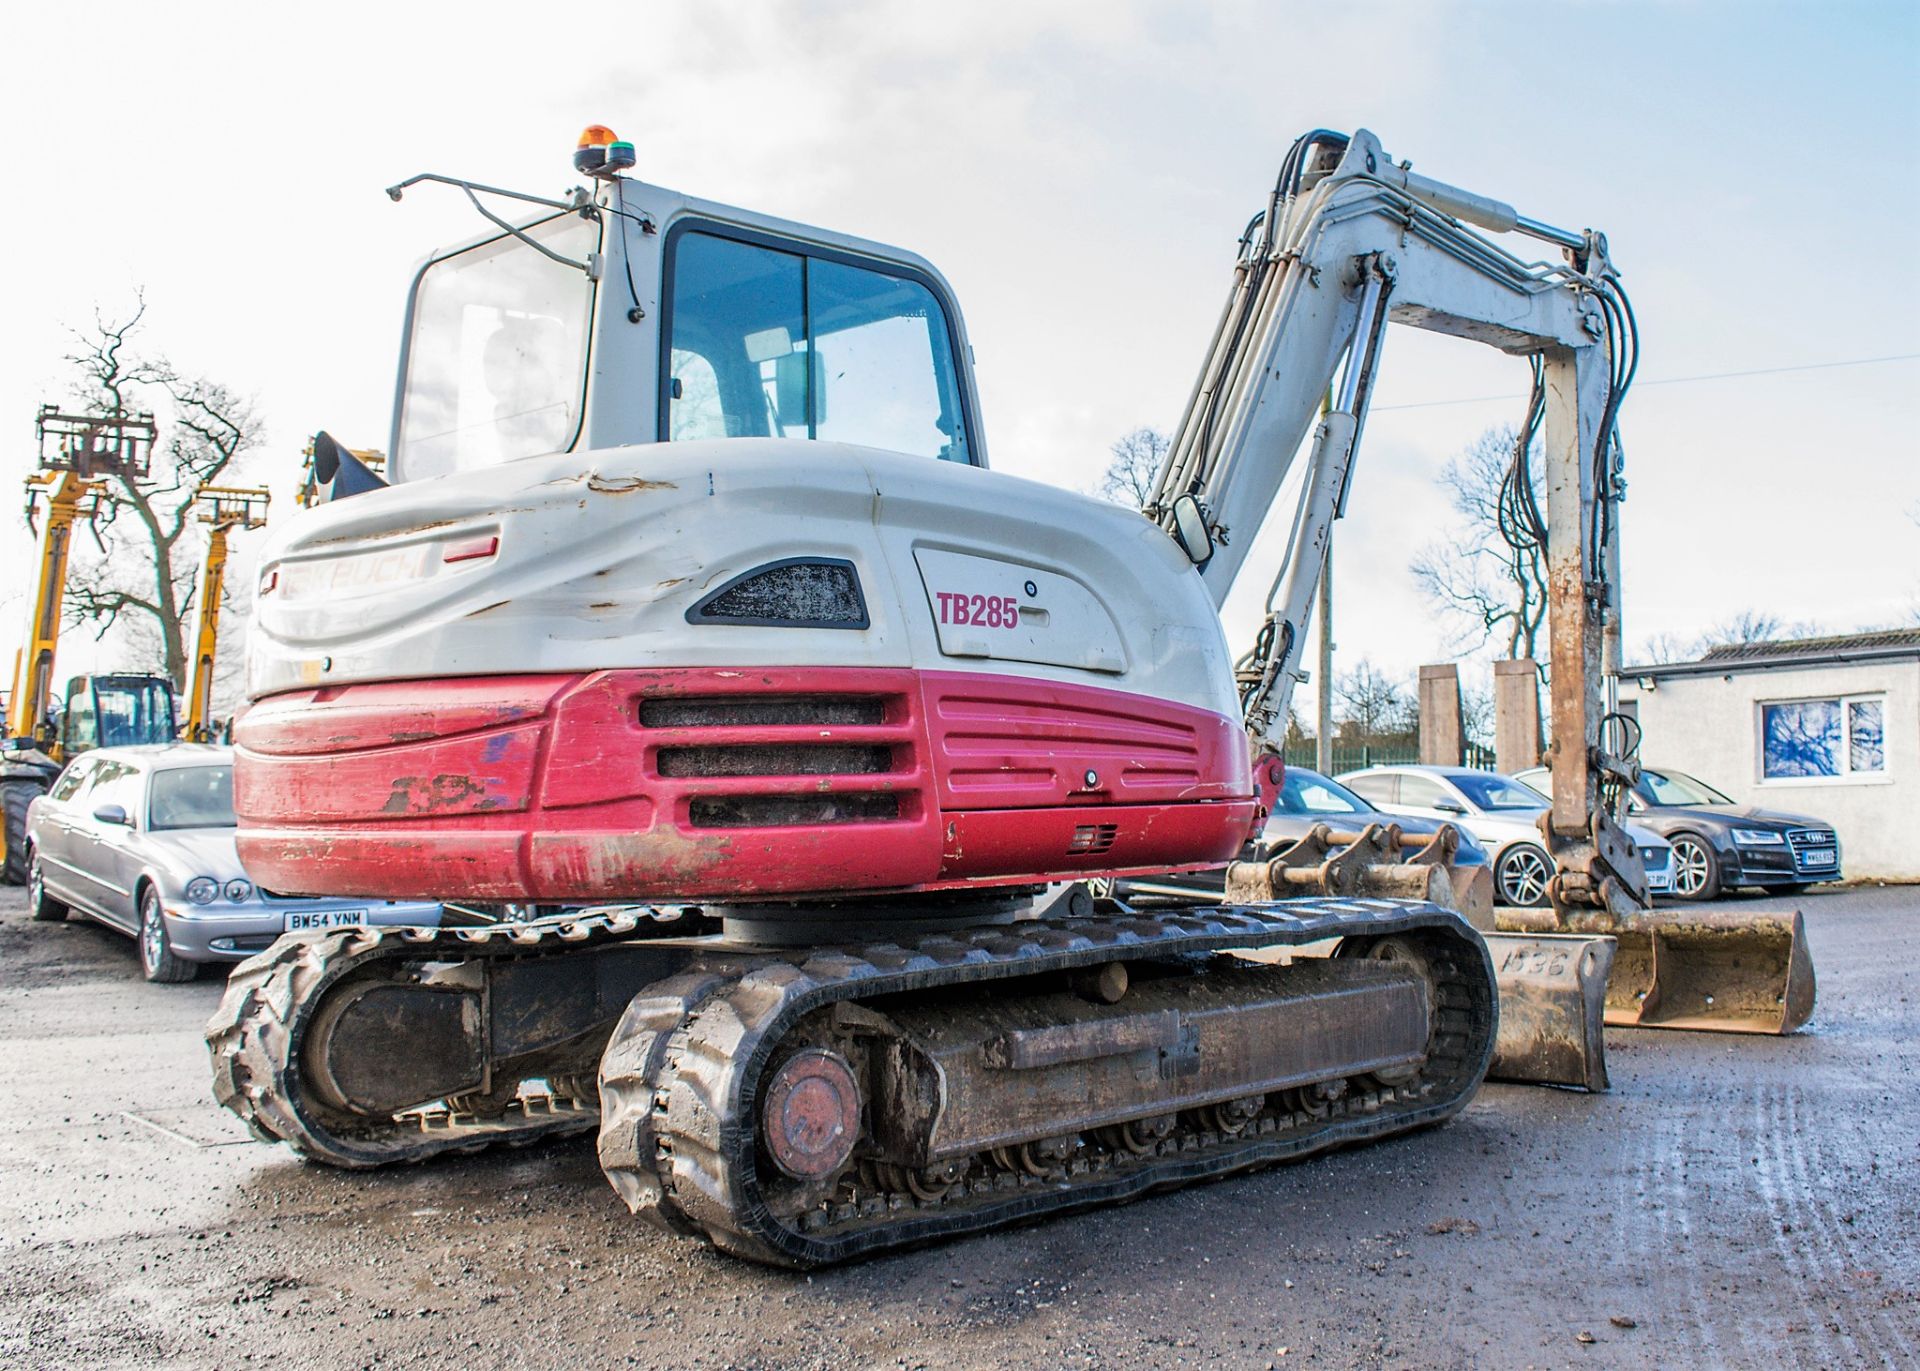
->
(1620, 631, 1919, 882)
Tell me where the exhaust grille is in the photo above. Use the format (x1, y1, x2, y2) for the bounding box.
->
(658, 744, 892, 777)
(640, 696, 886, 728)
(689, 794, 901, 829)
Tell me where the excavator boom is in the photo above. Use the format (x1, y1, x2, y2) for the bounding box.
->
(1145, 128, 1811, 1061)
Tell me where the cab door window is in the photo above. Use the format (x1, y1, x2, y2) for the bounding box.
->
(664, 227, 972, 464)
(64, 687, 98, 753)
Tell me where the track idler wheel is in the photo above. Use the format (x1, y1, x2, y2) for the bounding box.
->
(760, 1048, 862, 1182)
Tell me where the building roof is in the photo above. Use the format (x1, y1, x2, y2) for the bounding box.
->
(1630, 628, 1920, 679)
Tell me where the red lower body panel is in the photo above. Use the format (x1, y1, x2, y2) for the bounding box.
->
(233, 667, 1255, 902)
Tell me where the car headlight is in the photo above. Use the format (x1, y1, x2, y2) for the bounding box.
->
(1732, 829, 1785, 845)
(224, 878, 254, 903)
(185, 876, 220, 905)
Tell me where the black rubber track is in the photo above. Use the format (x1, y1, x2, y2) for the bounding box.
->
(599, 897, 1497, 1267)
(206, 911, 662, 1167)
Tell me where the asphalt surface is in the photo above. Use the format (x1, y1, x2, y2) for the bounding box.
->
(0, 885, 1914, 1370)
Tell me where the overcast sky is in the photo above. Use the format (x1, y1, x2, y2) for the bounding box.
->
(2, 1, 1915, 707)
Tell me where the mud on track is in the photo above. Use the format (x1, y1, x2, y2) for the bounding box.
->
(0, 886, 1914, 1369)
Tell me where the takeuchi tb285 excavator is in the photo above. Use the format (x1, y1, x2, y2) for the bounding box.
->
(210, 125, 1810, 1266)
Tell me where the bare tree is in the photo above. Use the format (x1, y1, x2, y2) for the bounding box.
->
(59, 303, 263, 690)
(1461, 681, 1494, 750)
(1097, 426, 1170, 507)
(1334, 658, 1415, 746)
(1408, 425, 1548, 660)
(1700, 608, 1813, 649)
(1635, 608, 1819, 665)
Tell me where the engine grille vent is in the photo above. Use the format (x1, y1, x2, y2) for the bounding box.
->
(687, 558, 869, 629)
(1068, 823, 1119, 855)
(689, 794, 901, 829)
(640, 696, 886, 728)
(658, 744, 892, 778)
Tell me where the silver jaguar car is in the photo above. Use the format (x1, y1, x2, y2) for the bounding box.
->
(24, 743, 442, 983)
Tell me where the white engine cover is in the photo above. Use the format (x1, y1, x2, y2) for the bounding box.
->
(248, 439, 1239, 726)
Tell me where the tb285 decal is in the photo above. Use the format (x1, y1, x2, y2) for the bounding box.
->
(934, 592, 1020, 628)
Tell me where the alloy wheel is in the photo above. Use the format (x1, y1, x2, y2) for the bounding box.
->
(1498, 846, 1551, 907)
(140, 892, 165, 975)
(1670, 838, 1712, 899)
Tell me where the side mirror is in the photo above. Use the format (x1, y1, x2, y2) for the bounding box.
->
(1434, 800, 1467, 815)
(1168, 495, 1212, 568)
(311, 431, 388, 502)
(92, 803, 131, 826)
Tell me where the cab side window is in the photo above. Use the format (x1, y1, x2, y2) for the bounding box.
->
(664, 228, 972, 464)
(64, 689, 98, 754)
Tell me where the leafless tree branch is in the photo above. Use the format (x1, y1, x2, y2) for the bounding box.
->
(1098, 426, 1170, 508)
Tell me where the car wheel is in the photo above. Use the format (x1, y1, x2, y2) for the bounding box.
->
(27, 850, 68, 922)
(138, 885, 197, 984)
(1495, 843, 1553, 908)
(1668, 832, 1721, 901)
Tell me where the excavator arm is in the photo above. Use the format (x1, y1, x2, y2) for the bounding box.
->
(1149, 130, 1812, 1078)
(1147, 128, 1647, 918)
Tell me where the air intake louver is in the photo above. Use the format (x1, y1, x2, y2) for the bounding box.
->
(1069, 824, 1119, 855)
(687, 558, 869, 629)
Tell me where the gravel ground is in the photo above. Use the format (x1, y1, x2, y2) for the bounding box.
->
(0, 884, 1914, 1370)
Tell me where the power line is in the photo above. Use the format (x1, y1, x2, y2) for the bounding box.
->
(1371, 352, 1920, 412)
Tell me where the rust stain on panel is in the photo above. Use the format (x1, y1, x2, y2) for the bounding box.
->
(587, 474, 676, 494)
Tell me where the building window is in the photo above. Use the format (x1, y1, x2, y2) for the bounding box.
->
(1759, 694, 1887, 780)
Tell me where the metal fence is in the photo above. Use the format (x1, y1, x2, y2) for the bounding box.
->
(1283, 741, 1499, 775)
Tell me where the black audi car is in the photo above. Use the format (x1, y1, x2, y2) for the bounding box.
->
(1515, 764, 1841, 900)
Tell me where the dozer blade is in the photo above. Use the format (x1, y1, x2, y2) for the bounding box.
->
(1497, 906, 1815, 1035)
(1481, 931, 1615, 1091)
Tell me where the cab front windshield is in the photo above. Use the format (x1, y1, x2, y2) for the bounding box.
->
(396, 213, 599, 481)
